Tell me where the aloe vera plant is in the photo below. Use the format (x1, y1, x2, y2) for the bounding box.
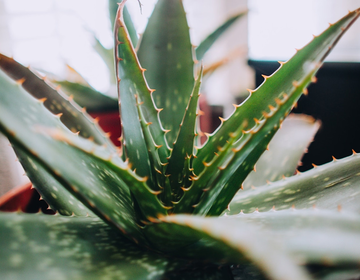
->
(1, 1, 360, 279)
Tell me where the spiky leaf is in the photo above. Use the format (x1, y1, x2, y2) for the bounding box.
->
(166, 68, 203, 201)
(54, 80, 118, 112)
(115, 2, 169, 179)
(0, 54, 115, 149)
(0, 68, 147, 242)
(228, 152, 360, 214)
(243, 114, 320, 189)
(14, 146, 91, 216)
(137, 0, 194, 145)
(180, 8, 360, 216)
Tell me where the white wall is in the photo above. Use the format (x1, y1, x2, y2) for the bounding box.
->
(248, 0, 360, 61)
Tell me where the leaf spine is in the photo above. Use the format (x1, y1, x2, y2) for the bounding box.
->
(16, 77, 26, 85)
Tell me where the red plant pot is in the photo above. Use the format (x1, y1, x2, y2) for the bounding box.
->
(0, 182, 35, 212)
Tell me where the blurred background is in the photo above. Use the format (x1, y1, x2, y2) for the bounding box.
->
(0, 0, 360, 196)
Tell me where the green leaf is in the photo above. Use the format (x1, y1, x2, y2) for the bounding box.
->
(194, 8, 360, 175)
(166, 68, 203, 202)
(14, 146, 91, 216)
(158, 214, 312, 280)
(224, 209, 360, 266)
(109, 0, 138, 47)
(0, 69, 145, 242)
(137, 0, 194, 146)
(228, 152, 360, 214)
(0, 213, 179, 280)
(0, 54, 115, 150)
(46, 130, 169, 219)
(185, 8, 360, 216)
(92, 36, 117, 84)
(195, 10, 247, 61)
(115, 2, 170, 177)
(243, 114, 320, 189)
(54, 80, 118, 112)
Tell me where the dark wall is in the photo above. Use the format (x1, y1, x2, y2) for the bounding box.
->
(249, 60, 360, 171)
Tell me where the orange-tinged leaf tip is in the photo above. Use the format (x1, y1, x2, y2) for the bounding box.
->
(38, 97, 47, 103)
(139, 176, 149, 182)
(217, 146, 225, 152)
(197, 109, 205, 116)
(311, 76, 318, 83)
(268, 104, 276, 111)
(203, 161, 211, 167)
(261, 74, 270, 79)
(190, 175, 199, 181)
(147, 216, 159, 223)
(275, 98, 282, 105)
(16, 77, 26, 85)
(292, 81, 299, 87)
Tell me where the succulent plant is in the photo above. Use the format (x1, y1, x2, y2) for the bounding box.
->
(0, 1, 360, 279)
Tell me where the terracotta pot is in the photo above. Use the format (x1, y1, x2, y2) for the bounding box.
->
(0, 183, 55, 213)
(0, 182, 34, 212)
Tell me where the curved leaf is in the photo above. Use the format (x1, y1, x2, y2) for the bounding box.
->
(159, 214, 311, 280)
(137, 0, 194, 146)
(243, 114, 320, 189)
(0, 213, 178, 280)
(14, 146, 91, 216)
(224, 209, 360, 266)
(196, 10, 247, 61)
(228, 152, 360, 214)
(0, 54, 115, 150)
(115, 2, 170, 178)
(0, 69, 145, 242)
